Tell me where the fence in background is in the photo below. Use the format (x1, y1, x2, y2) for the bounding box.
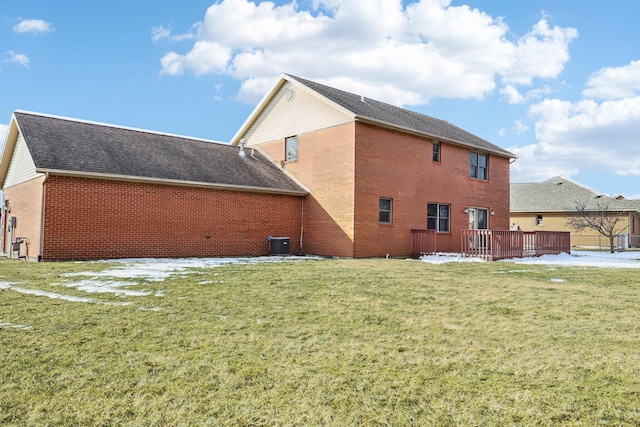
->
(571, 234, 640, 251)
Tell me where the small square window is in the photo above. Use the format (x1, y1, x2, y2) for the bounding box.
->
(379, 198, 392, 224)
(285, 136, 298, 162)
(433, 143, 441, 162)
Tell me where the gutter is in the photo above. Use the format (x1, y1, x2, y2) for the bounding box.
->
(35, 168, 309, 197)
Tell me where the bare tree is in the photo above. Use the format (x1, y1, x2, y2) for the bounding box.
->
(566, 198, 627, 253)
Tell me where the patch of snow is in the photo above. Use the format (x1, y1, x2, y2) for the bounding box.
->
(505, 251, 640, 269)
(139, 306, 162, 312)
(550, 278, 566, 283)
(0, 282, 97, 303)
(70, 255, 315, 281)
(61, 279, 153, 297)
(1, 256, 319, 305)
(419, 253, 486, 264)
(491, 270, 531, 274)
(421, 250, 640, 269)
(0, 321, 32, 331)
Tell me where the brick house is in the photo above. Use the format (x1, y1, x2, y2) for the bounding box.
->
(1, 74, 515, 260)
(0, 112, 307, 260)
(232, 74, 515, 257)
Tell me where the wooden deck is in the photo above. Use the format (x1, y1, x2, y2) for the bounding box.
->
(460, 230, 571, 261)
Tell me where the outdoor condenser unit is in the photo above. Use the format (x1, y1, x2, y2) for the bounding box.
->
(268, 236, 290, 255)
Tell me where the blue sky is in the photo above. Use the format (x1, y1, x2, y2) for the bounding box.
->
(2, 0, 639, 198)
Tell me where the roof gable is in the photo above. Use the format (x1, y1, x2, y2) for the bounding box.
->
(232, 74, 515, 158)
(240, 80, 353, 145)
(5, 111, 306, 195)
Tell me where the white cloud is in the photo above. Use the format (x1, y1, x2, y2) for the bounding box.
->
(514, 120, 529, 134)
(151, 24, 199, 42)
(500, 19, 577, 86)
(509, 96, 640, 182)
(5, 51, 30, 67)
(500, 84, 551, 105)
(157, 0, 577, 105)
(500, 84, 524, 104)
(583, 60, 640, 100)
(13, 19, 54, 34)
(151, 26, 172, 42)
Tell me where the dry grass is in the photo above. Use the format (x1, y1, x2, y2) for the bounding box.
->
(1, 257, 639, 426)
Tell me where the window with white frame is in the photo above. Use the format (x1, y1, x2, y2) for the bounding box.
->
(285, 136, 298, 162)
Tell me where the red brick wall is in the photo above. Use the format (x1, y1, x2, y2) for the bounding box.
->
(41, 176, 303, 260)
(353, 123, 511, 257)
(258, 124, 357, 257)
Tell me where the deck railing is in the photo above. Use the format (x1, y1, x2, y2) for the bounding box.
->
(411, 229, 436, 258)
(461, 230, 571, 261)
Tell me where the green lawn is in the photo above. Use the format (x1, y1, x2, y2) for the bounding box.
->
(1, 257, 639, 426)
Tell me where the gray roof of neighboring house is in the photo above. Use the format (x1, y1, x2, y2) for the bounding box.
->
(12, 111, 306, 194)
(287, 74, 515, 158)
(511, 176, 639, 213)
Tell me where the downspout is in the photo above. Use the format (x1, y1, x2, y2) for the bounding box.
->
(38, 172, 49, 261)
(299, 196, 305, 255)
(1, 199, 6, 256)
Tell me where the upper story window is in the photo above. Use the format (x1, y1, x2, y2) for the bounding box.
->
(427, 203, 450, 232)
(379, 198, 392, 224)
(470, 152, 488, 180)
(536, 214, 543, 226)
(433, 142, 441, 162)
(285, 136, 298, 162)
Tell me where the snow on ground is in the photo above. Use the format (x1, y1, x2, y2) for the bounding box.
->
(0, 281, 98, 303)
(0, 256, 315, 307)
(0, 321, 32, 331)
(419, 250, 640, 269)
(66, 255, 312, 282)
(1, 252, 638, 311)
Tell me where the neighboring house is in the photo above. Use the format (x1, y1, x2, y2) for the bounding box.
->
(0, 111, 307, 260)
(511, 176, 640, 248)
(1, 74, 516, 261)
(232, 74, 516, 257)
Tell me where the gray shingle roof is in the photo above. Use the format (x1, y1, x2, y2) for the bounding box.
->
(14, 111, 306, 194)
(287, 75, 515, 158)
(511, 176, 639, 213)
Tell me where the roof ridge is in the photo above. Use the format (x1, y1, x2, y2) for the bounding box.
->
(285, 74, 514, 158)
(286, 74, 451, 124)
(13, 110, 227, 146)
(543, 175, 613, 198)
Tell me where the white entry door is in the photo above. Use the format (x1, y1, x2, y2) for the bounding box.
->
(468, 207, 489, 249)
(468, 208, 489, 230)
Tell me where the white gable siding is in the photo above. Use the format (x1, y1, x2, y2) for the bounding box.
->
(244, 82, 353, 146)
(4, 132, 43, 188)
